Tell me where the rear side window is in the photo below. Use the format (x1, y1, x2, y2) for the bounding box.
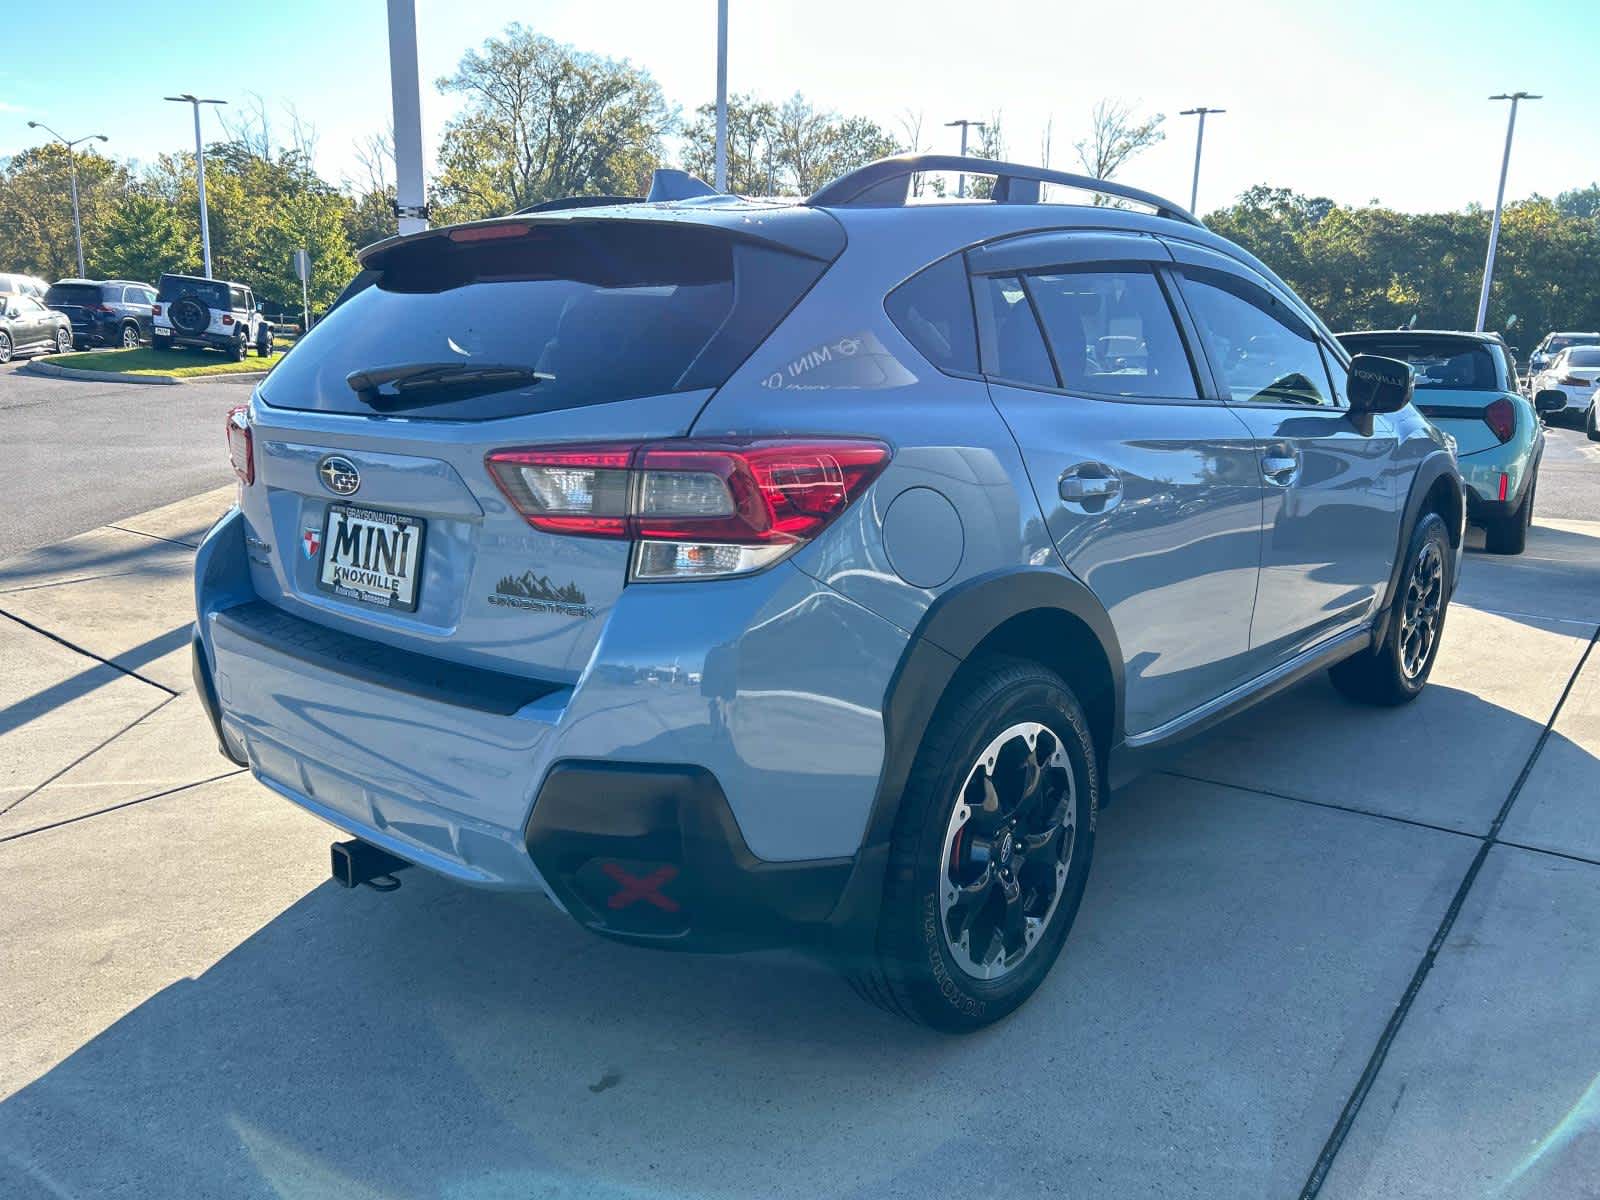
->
(1179, 271, 1335, 407)
(884, 255, 978, 374)
(262, 222, 832, 420)
(974, 275, 1056, 389)
(1026, 269, 1197, 399)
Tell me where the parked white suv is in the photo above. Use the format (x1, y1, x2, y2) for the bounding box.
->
(152, 273, 274, 361)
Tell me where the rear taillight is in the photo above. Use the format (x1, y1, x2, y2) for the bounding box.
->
(90, 303, 114, 314)
(222, 314, 235, 326)
(1559, 375, 1588, 386)
(226, 405, 253, 485)
(1483, 397, 1516, 443)
(486, 439, 892, 581)
(151, 304, 162, 317)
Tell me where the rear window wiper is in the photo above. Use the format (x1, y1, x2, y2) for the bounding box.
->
(345, 362, 554, 407)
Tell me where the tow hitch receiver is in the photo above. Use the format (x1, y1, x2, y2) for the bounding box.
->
(330, 839, 412, 891)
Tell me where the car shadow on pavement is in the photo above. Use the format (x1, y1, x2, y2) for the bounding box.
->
(9, 684, 1590, 1199)
(0, 624, 188, 737)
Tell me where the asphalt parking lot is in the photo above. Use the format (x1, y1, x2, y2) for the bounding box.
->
(1, 409, 1597, 1197)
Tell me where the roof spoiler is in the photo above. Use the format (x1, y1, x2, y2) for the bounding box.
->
(806, 154, 1202, 226)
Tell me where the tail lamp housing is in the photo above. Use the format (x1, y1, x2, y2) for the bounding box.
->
(1483, 396, 1516, 444)
(486, 439, 892, 581)
(226, 405, 254, 485)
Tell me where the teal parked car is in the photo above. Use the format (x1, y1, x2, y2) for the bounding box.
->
(1339, 330, 1549, 555)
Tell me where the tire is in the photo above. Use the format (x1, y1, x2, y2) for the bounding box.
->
(255, 325, 274, 357)
(55, 328, 72, 354)
(168, 295, 210, 337)
(0, 331, 12, 364)
(1330, 512, 1452, 706)
(119, 322, 141, 349)
(227, 334, 246, 363)
(1484, 477, 1533, 555)
(847, 656, 1098, 1032)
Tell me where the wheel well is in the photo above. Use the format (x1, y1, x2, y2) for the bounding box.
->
(962, 607, 1117, 766)
(1420, 475, 1462, 547)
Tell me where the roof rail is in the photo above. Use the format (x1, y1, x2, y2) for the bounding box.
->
(805, 154, 1202, 226)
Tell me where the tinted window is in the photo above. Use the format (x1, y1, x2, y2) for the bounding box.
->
(45, 283, 102, 307)
(228, 286, 248, 311)
(1340, 337, 1499, 391)
(884, 255, 978, 374)
(1566, 348, 1600, 368)
(1026, 269, 1196, 399)
(1180, 273, 1334, 406)
(159, 277, 230, 309)
(975, 275, 1055, 388)
(262, 222, 829, 420)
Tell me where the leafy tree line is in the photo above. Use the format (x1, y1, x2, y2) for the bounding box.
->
(5, 20, 1596, 340)
(1204, 185, 1600, 345)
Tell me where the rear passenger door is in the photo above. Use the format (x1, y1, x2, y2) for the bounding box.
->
(971, 231, 1265, 737)
(1166, 244, 1400, 665)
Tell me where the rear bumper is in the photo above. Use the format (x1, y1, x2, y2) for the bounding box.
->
(193, 505, 904, 948)
(1458, 443, 1538, 523)
(154, 326, 234, 350)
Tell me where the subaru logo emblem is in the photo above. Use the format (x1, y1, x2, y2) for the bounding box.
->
(318, 455, 360, 496)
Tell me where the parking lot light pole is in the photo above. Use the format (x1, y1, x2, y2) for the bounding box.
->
(164, 95, 227, 278)
(386, 0, 429, 236)
(1475, 92, 1539, 333)
(1179, 107, 1224, 215)
(714, 0, 729, 191)
(26, 122, 107, 278)
(945, 119, 987, 198)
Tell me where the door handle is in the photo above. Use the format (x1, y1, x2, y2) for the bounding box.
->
(1059, 465, 1123, 512)
(1261, 445, 1300, 486)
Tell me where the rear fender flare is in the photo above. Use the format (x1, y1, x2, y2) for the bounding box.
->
(1375, 450, 1463, 643)
(825, 568, 1123, 955)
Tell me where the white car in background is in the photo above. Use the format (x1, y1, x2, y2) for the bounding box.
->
(0, 273, 50, 300)
(1528, 330, 1600, 376)
(1531, 345, 1600, 439)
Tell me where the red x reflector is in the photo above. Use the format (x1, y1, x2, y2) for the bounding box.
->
(599, 862, 680, 912)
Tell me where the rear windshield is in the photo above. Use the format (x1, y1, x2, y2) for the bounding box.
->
(261, 221, 831, 420)
(158, 277, 230, 308)
(1564, 347, 1600, 368)
(1547, 335, 1599, 355)
(1342, 338, 1499, 391)
(45, 284, 104, 306)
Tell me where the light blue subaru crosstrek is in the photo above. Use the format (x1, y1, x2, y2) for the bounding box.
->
(194, 155, 1465, 1030)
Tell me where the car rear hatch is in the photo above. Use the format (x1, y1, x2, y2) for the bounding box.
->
(1340, 335, 1516, 458)
(43, 283, 103, 331)
(235, 206, 844, 685)
(1411, 388, 1522, 458)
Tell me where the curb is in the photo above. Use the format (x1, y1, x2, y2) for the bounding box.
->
(21, 361, 271, 386)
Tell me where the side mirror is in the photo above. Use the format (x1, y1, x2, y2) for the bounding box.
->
(1348, 354, 1414, 417)
(1534, 389, 1567, 416)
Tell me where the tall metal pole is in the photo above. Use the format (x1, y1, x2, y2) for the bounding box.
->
(945, 119, 986, 198)
(192, 103, 213, 278)
(714, 0, 729, 191)
(387, 0, 428, 235)
(1475, 92, 1539, 333)
(1179, 107, 1224, 215)
(164, 97, 226, 277)
(27, 122, 106, 278)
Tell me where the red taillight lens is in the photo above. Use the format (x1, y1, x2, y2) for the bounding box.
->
(1483, 397, 1516, 443)
(485, 439, 892, 579)
(151, 304, 162, 317)
(226, 405, 253, 485)
(1559, 375, 1587, 387)
(221, 314, 235, 326)
(1497, 472, 1509, 502)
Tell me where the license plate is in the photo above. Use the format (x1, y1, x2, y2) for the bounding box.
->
(153, 327, 170, 337)
(317, 505, 426, 611)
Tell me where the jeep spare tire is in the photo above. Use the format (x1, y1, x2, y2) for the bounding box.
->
(169, 296, 210, 336)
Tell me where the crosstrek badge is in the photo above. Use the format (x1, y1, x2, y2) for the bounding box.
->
(302, 527, 321, 559)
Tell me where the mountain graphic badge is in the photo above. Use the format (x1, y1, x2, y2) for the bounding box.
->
(489, 570, 594, 617)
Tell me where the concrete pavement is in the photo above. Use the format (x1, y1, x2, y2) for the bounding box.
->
(1, 488, 1597, 1199)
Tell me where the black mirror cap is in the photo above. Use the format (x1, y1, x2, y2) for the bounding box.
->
(1534, 388, 1568, 414)
(1348, 354, 1415, 415)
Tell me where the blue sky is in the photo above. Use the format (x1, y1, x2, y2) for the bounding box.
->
(2, 0, 1596, 213)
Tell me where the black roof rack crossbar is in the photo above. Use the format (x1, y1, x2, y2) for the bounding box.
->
(805, 154, 1202, 226)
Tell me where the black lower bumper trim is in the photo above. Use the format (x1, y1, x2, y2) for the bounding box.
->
(525, 761, 851, 952)
(191, 630, 247, 767)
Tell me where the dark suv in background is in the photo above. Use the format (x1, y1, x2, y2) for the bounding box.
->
(44, 279, 157, 349)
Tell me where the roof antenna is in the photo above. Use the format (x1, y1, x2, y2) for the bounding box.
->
(647, 169, 719, 202)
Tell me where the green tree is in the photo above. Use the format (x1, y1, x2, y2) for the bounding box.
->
(0, 144, 129, 278)
(680, 92, 900, 196)
(432, 24, 674, 220)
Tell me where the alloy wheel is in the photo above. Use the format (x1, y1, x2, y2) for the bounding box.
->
(0, 332, 11, 363)
(938, 722, 1077, 980)
(122, 325, 139, 348)
(1399, 539, 1444, 680)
